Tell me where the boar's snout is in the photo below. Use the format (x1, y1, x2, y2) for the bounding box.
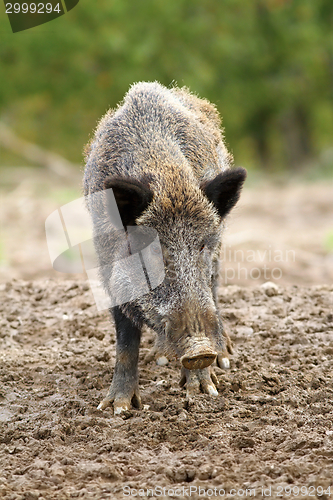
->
(180, 343, 217, 370)
(164, 307, 219, 370)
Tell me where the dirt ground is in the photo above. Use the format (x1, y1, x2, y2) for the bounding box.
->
(0, 168, 333, 499)
(0, 280, 332, 499)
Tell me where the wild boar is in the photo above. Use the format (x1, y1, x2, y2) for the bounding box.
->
(84, 82, 246, 414)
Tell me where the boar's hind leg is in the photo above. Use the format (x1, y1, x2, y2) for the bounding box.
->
(180, 367, 219, 399)
(217, 326, 234, 370)
(97, 307, 141, 415)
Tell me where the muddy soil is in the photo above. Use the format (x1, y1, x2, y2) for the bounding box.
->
(0, 279, 332, 499)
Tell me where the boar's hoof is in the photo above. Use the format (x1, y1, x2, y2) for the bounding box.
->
(181, 349, 217, 371)
(97, 387, 141, 415)
(180, 367, 219, 398)
(217, 354, 230, 369)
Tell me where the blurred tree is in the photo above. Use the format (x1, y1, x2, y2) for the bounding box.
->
(0, 0, 332, 171)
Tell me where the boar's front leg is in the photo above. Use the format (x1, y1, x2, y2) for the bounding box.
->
(97, 307, 141, 415)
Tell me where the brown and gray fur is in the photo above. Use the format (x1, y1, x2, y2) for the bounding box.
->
(84, 82, 246, 413)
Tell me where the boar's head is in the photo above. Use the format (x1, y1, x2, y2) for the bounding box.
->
(101, 167, 246, 369)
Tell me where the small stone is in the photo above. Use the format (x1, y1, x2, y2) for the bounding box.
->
(261, 281, 279, 296)
(156, 356, 169, 366)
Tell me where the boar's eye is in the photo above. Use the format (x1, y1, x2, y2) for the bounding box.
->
(199, 243, 205, 253)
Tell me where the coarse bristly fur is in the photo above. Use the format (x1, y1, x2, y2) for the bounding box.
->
(83, 82, 246, 411)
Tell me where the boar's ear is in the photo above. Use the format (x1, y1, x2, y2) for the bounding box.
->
(104, 177, 153, 227)
(201, 167, 247, 219)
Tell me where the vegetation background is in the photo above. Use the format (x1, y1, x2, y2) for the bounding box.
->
(0, 0, 333, 174)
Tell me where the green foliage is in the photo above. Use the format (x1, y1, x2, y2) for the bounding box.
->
(0, 0, 333, 171)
